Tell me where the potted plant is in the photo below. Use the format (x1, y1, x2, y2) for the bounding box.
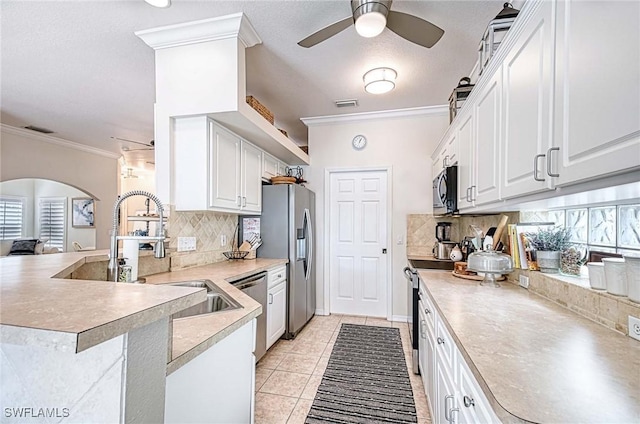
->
(525, 227, 572, 273)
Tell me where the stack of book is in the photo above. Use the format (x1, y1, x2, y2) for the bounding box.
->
(507, 222, 555, 269)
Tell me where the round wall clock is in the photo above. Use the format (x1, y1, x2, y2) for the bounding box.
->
(352, 134, 367, 150)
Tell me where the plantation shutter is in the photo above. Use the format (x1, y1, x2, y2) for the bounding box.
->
(40, 198, 66, 250)
(0, 197, 24, 240)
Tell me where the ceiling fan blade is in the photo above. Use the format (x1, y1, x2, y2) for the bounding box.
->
(110, 136, 153, 148)
(298, 16, 353, 48)
(386, 10, 444, 48)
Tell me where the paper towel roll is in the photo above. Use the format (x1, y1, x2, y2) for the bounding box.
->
(122, 239, 140, 282)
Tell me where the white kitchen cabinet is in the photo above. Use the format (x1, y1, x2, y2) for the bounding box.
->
(472, 67, 502, 206)
(174, 117, 262, 213)
(456, 113, 474, 211)
(500, 0, 556, 199)
(436, 351, 459, 424)
(240, 141, 262, 213)
(418, 298, 436, 419)
(432, 132, 459, 179)
(266, 265, 287, 349)
(457, 349, 500, 424)
(165, 319, 256, 424)
(209, 122, 242, 210)
(263, 154, 289, 181)
(552, 0, 640, 186)
(419, 288, 501, 424)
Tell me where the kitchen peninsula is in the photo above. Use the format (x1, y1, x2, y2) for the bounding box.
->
(0, 250, 286, 423)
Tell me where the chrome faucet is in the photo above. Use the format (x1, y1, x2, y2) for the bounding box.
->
(107, 190, 166, 282)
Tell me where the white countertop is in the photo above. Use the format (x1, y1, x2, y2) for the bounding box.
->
(418, 269, 640, 423)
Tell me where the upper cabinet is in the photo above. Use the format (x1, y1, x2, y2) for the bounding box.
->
(262, 153, 288, 182)
(174, 117, 262, 213)
(473, 67, 502, 206)
(500, 0, 556, 199)
(433, 0, 639, 213)
(552, 0, 640, 186)
(456, 112, 475, 211)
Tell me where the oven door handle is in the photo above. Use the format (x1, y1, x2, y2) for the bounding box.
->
(403, 266, 413, 280)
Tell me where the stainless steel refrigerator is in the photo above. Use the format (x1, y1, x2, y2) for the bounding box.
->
(247, 184, 315, 339)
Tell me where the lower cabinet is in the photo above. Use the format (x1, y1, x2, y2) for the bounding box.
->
(165, 319, 256, 424)
(267, 266, 287, 349)
(422, 290, 500, 424)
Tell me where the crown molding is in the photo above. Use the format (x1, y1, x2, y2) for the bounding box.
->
(135, 12, 262, 50)
(1, 124, 122, 159)
(301, 105, 449, 127)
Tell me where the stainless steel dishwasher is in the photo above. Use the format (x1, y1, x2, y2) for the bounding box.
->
(231, 271, 268, 361)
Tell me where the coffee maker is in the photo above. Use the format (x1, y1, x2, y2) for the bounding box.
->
(435, 222, 452, 242)
(433, 222, 456, 260)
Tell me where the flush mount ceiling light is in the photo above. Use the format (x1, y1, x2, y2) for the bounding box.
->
(363, 67, 397, 94)
(144, 0, 171, 8)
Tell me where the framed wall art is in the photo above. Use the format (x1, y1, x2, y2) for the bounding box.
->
(72, 198, 95, 228)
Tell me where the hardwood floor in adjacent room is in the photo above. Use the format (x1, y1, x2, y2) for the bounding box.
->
(254, 314, 432, 424)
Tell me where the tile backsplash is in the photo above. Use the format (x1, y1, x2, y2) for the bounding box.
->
(407, 212, 520, 255)
(168, 207, 238, 270)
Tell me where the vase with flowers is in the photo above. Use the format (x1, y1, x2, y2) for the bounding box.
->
(525, 227, 572, 274)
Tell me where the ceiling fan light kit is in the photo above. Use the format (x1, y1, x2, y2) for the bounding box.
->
(144, 0, 171, 8)
(352, 0, 391, 38)
(298, 0, 444, 48)
(363, 67, 396, 94)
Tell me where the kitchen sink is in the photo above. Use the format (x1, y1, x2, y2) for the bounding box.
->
(169, 279, 241, 319)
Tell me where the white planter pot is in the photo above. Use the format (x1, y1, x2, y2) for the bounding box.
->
(536, 250, 561, 274)
(603, 257, 627, 296)
(587, 262, 606, 290)
(623, 255, 640, 303)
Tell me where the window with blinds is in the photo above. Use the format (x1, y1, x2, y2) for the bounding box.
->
(0, 197, 25, 240)
(40, 197, 66, 250)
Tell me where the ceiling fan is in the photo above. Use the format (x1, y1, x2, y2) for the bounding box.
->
(298, 0, 444, 49)
(111, 136, 155, 152)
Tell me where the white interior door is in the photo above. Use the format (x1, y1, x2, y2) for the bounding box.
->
(329, 170, 388, 317)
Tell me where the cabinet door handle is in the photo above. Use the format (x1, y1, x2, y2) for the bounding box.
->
(424, 307, 431, 315)
(442, 155, 449, 168)
(470, 185, 476, 202)
(444, 395, 454, 423)
(466, 187, 472, 202)
(277, 274, 282, 279)
(533, 154, 546, 181)
(237, 195, 242, 206)
(420, 320, 427, 339)
(242, 196, 247, 207)
(437, 337, 445, 345)
(269, 293, 273, 304)
(546, 147, 560, 177)
(463, 395, 475, 408)
(450, 407, 460, 423)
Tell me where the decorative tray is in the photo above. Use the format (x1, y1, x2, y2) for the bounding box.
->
(271, 176, 297, 184)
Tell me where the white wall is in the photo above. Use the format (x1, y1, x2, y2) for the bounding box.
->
(0, 126, 119, 249)
(306, 109, 448, 318)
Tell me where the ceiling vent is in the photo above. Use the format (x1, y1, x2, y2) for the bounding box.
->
(23, 125, 54, 134)
(335, 99, 359, 108)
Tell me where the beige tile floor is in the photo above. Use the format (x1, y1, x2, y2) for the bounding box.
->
(254, 314, 432, 424)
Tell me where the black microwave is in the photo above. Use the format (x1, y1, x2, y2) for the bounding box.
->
(433, 165, 458, 215)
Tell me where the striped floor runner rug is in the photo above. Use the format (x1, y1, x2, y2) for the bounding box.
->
(306, 324, 417, 424)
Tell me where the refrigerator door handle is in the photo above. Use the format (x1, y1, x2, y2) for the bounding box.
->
(304, 208, 313, 281)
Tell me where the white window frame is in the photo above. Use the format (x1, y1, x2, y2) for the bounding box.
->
(39, 197, 67, 251)
(0, 196, 26, 240)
